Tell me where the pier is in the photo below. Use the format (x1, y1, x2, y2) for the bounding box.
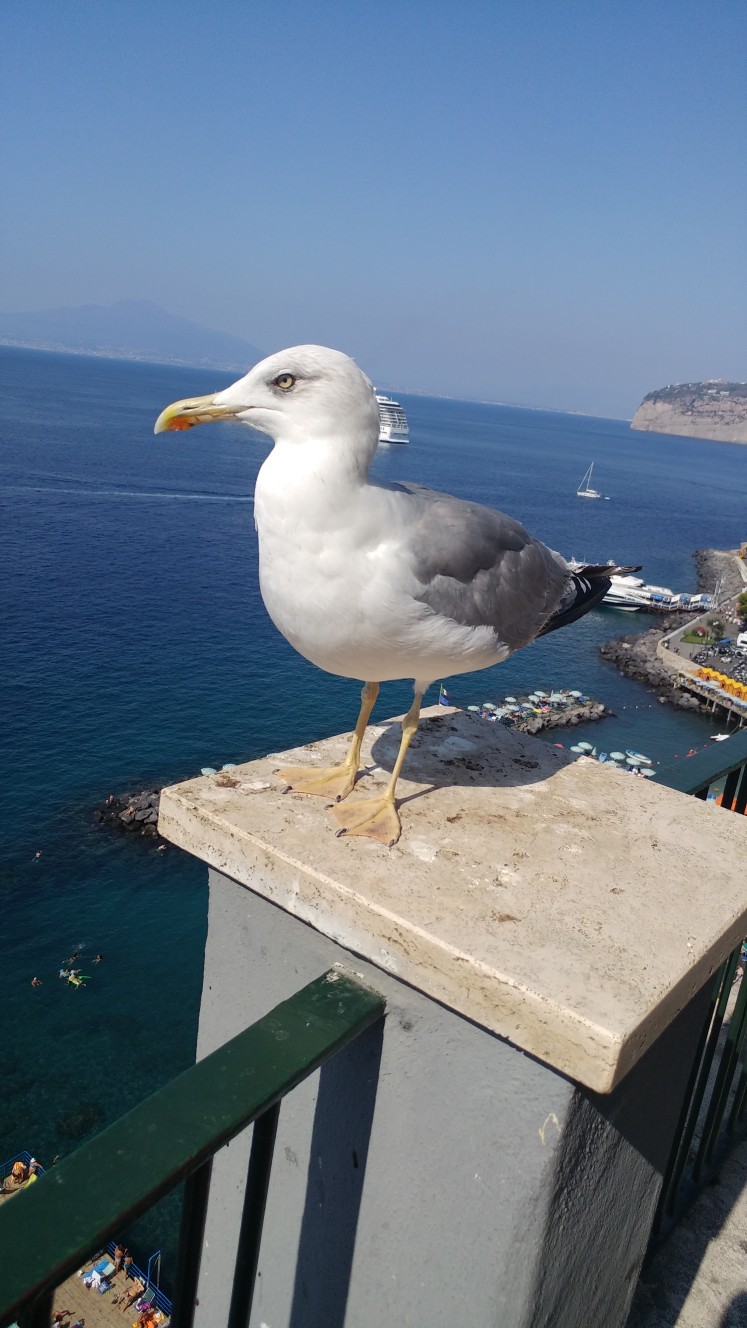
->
(675, 673, 747, 728)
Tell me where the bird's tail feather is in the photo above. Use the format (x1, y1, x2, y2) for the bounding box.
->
(538, 563, 642, 637)
(576, 562, 642, 579)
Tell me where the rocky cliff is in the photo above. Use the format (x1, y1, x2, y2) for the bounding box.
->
(631, 381, 747, 444)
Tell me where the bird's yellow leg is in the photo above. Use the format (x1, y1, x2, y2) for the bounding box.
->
(276, 681, 379, 801)
(330, 691, 424, 846)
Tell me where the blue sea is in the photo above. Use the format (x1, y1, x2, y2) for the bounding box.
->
(2, 345, 746, 1263)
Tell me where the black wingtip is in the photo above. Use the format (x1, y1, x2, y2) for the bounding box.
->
(577, 562, 642, 579)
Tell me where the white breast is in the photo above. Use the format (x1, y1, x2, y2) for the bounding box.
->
(253, 449, 507, 685)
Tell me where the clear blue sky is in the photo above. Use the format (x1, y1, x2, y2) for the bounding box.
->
(1, 0, 745, 416)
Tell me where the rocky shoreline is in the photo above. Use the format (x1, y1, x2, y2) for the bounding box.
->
(693, 547, 746, 599)
(598, 548, 742, 712)
(599, 628, 705, 712)
(512, 700, 608, 734)
(93, 788, 163, 841)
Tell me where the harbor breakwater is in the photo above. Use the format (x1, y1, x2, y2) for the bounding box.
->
(599, 548, 744, 710)
(599, 629, 705, 712)
(511, 700, 608, 734)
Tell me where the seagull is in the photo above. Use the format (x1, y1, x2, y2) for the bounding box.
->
(155, 346, 638, 846)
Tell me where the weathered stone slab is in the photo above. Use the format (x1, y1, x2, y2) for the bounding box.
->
(159, 706, 747, 1091)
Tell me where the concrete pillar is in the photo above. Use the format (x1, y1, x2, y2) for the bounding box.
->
(159, 707, 747, 1328)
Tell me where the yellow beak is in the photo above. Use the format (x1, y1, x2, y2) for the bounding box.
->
(153, 393, 242, 434)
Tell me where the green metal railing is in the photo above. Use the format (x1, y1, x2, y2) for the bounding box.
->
(0, 968, 385, 1328)
(649, 729, 747, 1247)
(653, 725, 747, 807)
(651, 947, 747, 1247)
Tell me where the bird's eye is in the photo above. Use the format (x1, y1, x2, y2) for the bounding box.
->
(272, 373, 296, 391)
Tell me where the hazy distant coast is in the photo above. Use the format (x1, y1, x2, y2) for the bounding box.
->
(0, 299, 262, 374)
(631, 381, 747, 445)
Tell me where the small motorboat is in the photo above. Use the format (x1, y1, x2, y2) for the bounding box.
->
(625, 750, 652, 765)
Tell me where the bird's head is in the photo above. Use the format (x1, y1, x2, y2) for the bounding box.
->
(154, 345, 380, 460)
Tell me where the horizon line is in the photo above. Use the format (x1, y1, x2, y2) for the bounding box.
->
(0, 339, 633, 425)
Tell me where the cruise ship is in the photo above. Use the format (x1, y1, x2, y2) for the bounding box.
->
(376, 393, 409, 444)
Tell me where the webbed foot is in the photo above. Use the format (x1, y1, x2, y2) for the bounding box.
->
(276, 763, 359, 802)
(329, 794, 401, 847)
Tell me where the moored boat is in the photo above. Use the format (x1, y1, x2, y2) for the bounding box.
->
(602, 574, 713, 614)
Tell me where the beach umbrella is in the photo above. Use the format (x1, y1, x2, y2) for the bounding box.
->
(549, 692, 565, 702)
(569, 690, 583, 698)
(200, 766, 217, 776)
(610, 751, 626, 761)
(626, 756, 642, 766)
(482, 702, 497, 711)
(504, 696, 517, 703)
(640, 768, 656, 778)
(569, 745, 585, 753)
(535, 689, 548, 697)
(577, 741, 593, 752)
(467, 705, 480, 712)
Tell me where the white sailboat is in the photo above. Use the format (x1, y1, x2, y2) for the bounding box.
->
(577, 463, 602, 499)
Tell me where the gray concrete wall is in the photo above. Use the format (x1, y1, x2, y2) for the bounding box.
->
(193, 869, 709, 1328)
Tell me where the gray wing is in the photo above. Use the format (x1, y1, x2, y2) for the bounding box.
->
(389, 482, 571, 651)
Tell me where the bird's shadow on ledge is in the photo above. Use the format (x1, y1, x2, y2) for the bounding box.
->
(366, 710, 576, 805)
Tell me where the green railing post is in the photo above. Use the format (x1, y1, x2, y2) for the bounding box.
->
(226, 1101, 281, 1328)
(170, 1159, 214, 1328)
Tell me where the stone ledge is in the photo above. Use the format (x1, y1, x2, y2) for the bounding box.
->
(158, 707, 747, 1092)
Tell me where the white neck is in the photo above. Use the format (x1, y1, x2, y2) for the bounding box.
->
(255, 432, 373, 516)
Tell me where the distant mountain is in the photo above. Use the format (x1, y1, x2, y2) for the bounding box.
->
(631, 380, 747, 445)
(0, 299, 262, 371)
